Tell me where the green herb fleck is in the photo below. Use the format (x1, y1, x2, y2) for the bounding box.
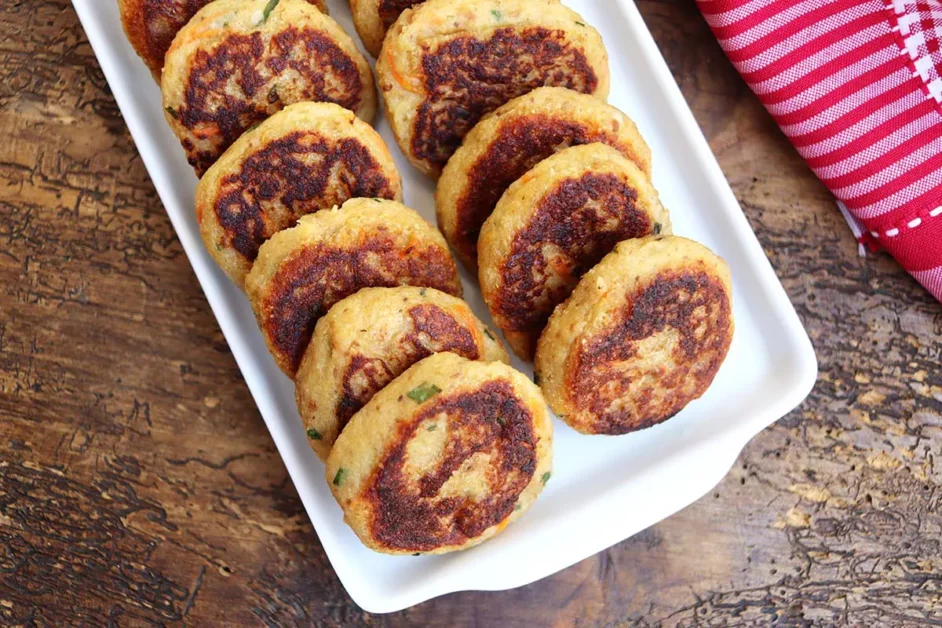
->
(223, 20, 230, 27)
(491, 9, 502, 20)
(419, 288, 427, 296)
(306, 428, 322, 441)
(427, 424, 438, 432)
(372, 198, 383, 203)
(653, 222, 662, 235)
(533, 372, 541, 386)
(332, 468, 346, 486)
(496, 415, 507, 426)
(262, 0, 280, 23)
(407, 382, 441, 404)
(412, 553, 421, 556)
(165, 106, 179, 119)
(541, 471, 551, 485)
(575, 20, 586, 26)
(514, 503, 522, 512)
(483, 328, 496, 341)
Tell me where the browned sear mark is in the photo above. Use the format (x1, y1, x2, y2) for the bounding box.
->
(413, 27, 598, 169)
(568, 269, 733, 434)
(364, 381, 537, 552)
(214, 132, 397, 262)
(265, 236, 460, 374)
(494, 173, 652, 358)
(456, 115, 623, 263)
(378, 0, 423, 28)
(335, 305, 481, 429)
(179, 28, 363, 175)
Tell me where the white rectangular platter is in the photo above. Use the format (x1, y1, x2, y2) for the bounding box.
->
(72, 0, 818, 613)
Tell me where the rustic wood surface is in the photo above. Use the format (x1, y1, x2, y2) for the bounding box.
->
(2, 1, 941, 625)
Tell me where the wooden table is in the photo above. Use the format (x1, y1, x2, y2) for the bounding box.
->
(2, 1, 941, 625)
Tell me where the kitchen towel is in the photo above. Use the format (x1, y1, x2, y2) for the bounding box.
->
(698, 0, 942, 301)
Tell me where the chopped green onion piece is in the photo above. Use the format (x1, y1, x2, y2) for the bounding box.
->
(333, 468, 346, 486)
(306, 428, 322, 440)
(262, 0, 280, 22)
(541, 471, 551, 485)
(491, 9, 502, 20)
(165, 106, 178, 119)
(427, 424, 438, 432)
(483, 328, 496, 341)
(407, 382, 441, 404)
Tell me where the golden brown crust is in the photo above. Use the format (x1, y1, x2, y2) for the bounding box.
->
(295, 286, 508, 460)
(161, 0, 375, 176)
(245, 199, 462, 376)
(479, 144, 670, 361)
(437, 87, 652, 271)
(118, 0, 327, 79)
(377, 0, 609, 177)
(326, 353, 552, 555)
(534, 236, 734, 435)
(196, 103, 402, 288)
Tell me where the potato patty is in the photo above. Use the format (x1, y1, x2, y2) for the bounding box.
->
(197, 102, 402, 288)
(534, 236, 734, 435)
(479, 143, 670, 361)
(377, 0, 609, 177)
(245, 198, 462, 376)
(437, 87, 652, 271)
(162, 0, 375, 176)
(118, 0, 327, 78)
(326, 352, 552, 555)
(295, 286, 509, 460)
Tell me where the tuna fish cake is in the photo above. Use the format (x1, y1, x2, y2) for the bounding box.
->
(437, 87, 652, 271)
(118, 0, 327, 79)
(349, 0, 424, 57)
(479, 144, 670, 361)
(196, 102, 402, 288)
(377, 0, 609, 177)
(534, 236, 734, 435)
(162, 0, 376, 176)
(326, 352, 553, 555)
(246, 199, 462, 376)
(295, 287, 509, 460)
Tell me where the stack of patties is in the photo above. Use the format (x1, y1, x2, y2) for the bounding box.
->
(119, 0, 557, 555)
(360, 0, 735, 436)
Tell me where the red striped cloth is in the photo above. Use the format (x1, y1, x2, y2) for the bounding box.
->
(698, 0, 942, 302)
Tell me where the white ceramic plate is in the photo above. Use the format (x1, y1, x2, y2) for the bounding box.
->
(72, 0, 817, 613)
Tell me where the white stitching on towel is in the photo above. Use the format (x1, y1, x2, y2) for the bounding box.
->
(871, 206, 942, 239)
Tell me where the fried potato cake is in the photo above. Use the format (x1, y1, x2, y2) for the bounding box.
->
(349, 0, 423, 57)
(295, 286, 509, 460)
(118, 0, 327, 79)
(377, 0, 609, 177)
(479, 144, 670, 361)
(437, 87, 652, 271)
(245, 198, 462, 376)
(162, 0, 376, 176)
(534, 236, 734, 435)
(326, 352, 553, 555)
(196, 102, 402, 288)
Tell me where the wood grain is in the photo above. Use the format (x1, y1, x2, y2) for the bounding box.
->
(2, 1, 941, 625)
